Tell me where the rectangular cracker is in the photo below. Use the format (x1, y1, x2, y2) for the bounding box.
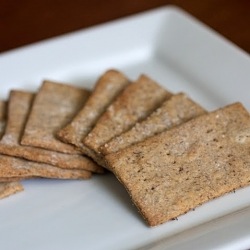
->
(57, 69, 130, 156)
(105, 103, 250, 226)
(84, 74, 172, 165)
(0, 98, 92, 179)
(0, 102, 24, 199)
(0, 90, 103, 173)
(21, 81, 90, 154)
(0, 182, 24, 199)
(0, 154, 92, 179)
(101, 93, 206, 155)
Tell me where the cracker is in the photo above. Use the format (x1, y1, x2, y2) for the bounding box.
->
(0, 101, 7, 138)
(105, 103, 250, 226)
(0, 90, 103, 173)
(21, 81, 90, 154)
(0, 154, 91, 179)
(57, 70, 130, 154)
(101, 93, 206, 155)
(0, 96, 91, 181)
(0, 177, 28, 182)
(0, 102, 24, 199)
(0, 182, 24, 199)
(84, 74, 172, 164)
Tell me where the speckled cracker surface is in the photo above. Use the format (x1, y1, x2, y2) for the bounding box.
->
(101, 93, 206, 155)
(84, 75, 172, 160)
(0, 102, 24, 199)
(21, 81, 90, 154)
(105, 103, 250, 226)
(0, 182, 24, 199)
(58, 70, 130, 155)
(0, 97, 92, 180)
(0, 91, 103, 173)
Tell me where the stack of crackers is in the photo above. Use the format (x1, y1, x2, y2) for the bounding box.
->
(1, 69, 250, 227)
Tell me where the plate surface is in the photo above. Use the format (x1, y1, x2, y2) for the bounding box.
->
(0, 6, 250, 250)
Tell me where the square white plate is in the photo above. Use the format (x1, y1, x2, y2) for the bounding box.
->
(0, 6, 250, 250)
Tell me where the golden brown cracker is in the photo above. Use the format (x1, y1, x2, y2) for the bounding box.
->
(0, 97, 92, 180)
(106, 103, 250, 226)
(57, 69, 130, 154)
(101, 93, 206, 155)
(84, 74, 172, 164)
(0, 90, 103, 173)
(0, 154, 91, 179)
(21, 81, 90, 154)
(0, 182, 24, 199)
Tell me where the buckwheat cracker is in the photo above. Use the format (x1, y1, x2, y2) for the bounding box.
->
(0, 154, 92, 179)
(21, 81, 90, 154)
(0, 182, 24, 199)
(0, 177, 28, 182)
(0, 97, 92, 179)
(101, 93, 206, 155)
(105, 103, 250, 226)
(57, 69, 130, 156)
(0, 91, 103, 173)
(84, 74, 172, 165)
(0, 101, 24, 199)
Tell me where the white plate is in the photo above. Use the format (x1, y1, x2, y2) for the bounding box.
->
(0, 6, 250, 250)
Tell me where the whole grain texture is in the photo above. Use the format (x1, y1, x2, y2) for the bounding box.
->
(84, 74, 172, 166)
(101, 93, 206, 155)
(0, 91, 103, 173)
(21, 81, 90, 154)
(57, 69, 130, 155)
(105, 103, 250, 226)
